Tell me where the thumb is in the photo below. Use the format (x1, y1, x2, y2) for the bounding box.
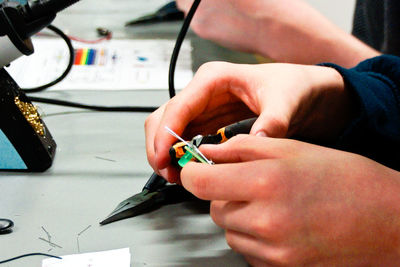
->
(250, 111, 289, 138)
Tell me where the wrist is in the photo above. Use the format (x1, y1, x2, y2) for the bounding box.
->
(307, 65, 345, 92)
(289, 65, 355, 141)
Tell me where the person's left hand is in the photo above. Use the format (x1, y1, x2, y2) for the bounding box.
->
(145, 62, 352, 183)
(181, 135, 400, 266)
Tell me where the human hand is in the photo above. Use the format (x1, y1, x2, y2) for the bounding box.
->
(181, 135, 400, 266)
(176, 0, 267, 55)
(176, 0, 379, 67)
(145, 62, 352, 182)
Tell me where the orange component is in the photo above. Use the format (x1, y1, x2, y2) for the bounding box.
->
(173, 142, 187, 158)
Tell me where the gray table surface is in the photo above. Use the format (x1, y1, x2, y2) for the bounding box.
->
(0, 0, 257, 266)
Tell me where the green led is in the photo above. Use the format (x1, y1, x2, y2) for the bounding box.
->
(178, 150, 193, 167)
(184, 146, 208, 164)
(178, 146, 210, 167)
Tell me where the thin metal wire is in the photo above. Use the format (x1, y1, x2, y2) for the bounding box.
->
(38, 237, 63, 249)
(76, 225, 92, 253)
(164, 126, 213, 165)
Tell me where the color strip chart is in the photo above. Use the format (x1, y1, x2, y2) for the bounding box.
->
(74, 48, 106, 66)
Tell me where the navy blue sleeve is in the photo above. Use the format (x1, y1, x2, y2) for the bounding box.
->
(320, 55, 400, 170)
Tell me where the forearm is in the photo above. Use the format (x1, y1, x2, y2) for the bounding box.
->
(254, 0, 380, 67)
(177, 0, 380, 67)
(302, 30, 380, 68)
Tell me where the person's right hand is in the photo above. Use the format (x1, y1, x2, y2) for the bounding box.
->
(145, 62, 353, 183)
(180, 135, 400, 266)
(176, 0, 379, 67)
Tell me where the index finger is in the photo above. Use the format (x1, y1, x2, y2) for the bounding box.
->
(145, 103, 166, 172)
(153, 62, 246, 170)
(199, 135, 305, 164)
(181, 160, 283, 201)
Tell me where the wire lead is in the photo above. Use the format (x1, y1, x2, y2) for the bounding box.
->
(38, 238, 63, 249)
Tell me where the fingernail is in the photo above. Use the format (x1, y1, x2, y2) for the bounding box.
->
(256, 131, 267, 137)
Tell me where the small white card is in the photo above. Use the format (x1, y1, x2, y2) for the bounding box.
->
(42, 248, 130, 267)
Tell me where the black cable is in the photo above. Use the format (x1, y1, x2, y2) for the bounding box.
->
(22, 24, 74, 93)
(0, 253, 61, 264)
(168, 0, 201, 98)
(28, 96, 158, 112)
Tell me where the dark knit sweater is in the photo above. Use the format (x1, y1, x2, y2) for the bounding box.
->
(320, 55, 400, 170)
(352, 0, 400, 56)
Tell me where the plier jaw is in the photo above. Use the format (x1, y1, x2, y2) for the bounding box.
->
(100, 118, 257, 225)
(100, 185, 195, 226)
(125, 1, 184, 27)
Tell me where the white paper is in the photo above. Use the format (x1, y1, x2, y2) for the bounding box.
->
(7, 38, 193, 90)
(42, 248, 131, 267)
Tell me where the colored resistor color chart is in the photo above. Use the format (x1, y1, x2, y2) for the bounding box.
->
(74, 48, 107, 66)
(7, 39, 193, 90)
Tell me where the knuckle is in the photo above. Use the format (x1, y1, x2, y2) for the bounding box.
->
(144, 107, 165, 132)
(180, 100, 195, 120)
(198, 61, 228, 75)
(226, 134, 255, 151)
(269, 249, 304, 266)
(250, 217, 268, 237)
(164, 98, 178, 111)
(252, 176, 276, 199)
(144, 113, 154, 129)
(190, 22, 207, 38)
(227, 134, 250, 144)
(210, 201, 224, 227)
(264, 116, 289, 138)
(184, 172, 209, 200)
(225, 231, 240, 252)
(250, 207, 291, 242)
(249, 215, 279, 240)
(252, 163, 287, 199)
(175, 0, 185, 10)
(197, 62, 213, 73)
(145, 149, 154, 166)
(191, 178, 208, 199)
(221, 135, 256, 161)
(190, 21, 214, 41)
